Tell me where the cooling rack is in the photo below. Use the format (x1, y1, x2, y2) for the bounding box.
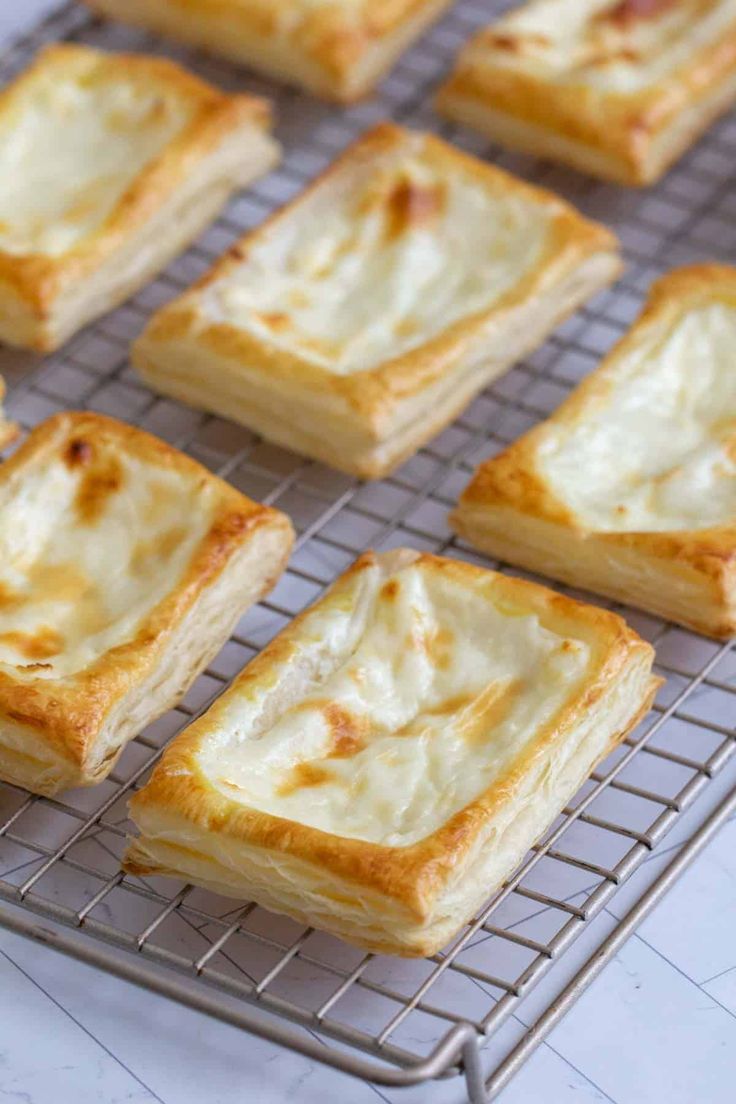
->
(1, 3, 735, 1102)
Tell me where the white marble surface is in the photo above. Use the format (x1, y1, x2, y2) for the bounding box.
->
(1, 3, 736, 1103)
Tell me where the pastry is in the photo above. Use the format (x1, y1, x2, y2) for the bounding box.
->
(133, 123, 621, 480)
(0, 43, 279, 352)
(82, 0, 456, 103)
(437, 0, 736, 185)
(124, 547, 657, 957)
(452, 265, 736, 639)
(0, 411, 294, 795)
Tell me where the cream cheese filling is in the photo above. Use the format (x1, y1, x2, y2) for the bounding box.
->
(0, 71, 193, 257)
(201, 150, 549, 375)
(198, 560, 590, 846)
(478, 0, 731, 95)
(0, 444, 211, 678)
(538, 301, 736, 532)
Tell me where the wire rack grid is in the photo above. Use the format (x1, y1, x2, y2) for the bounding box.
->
(0, 3, 735, 1102)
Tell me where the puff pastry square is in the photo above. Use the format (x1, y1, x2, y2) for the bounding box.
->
(83, 0, 455, 103)
(437, 0, 736, 186)
(0, 43, 279, 352)
(0, 412, 294, 796)
(124, 548, 657, 957)
(452, 265, 736, 640)
(133, 123, 621, 480)
(0, 377, 17, 449)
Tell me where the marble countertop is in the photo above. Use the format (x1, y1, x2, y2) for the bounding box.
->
(2, 4, 736, 1103)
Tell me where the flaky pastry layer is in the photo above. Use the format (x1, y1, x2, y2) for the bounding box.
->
(83, 0, 455, 102)
(0, 412, 293, 795)
(125, 548, 656, 956)
(452, 265, 736, 639)
(437, 0, 736, 185)
(0, 43, 279, 351)
(134, 122, 620, 479)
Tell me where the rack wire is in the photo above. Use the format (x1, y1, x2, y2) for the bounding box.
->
(0, 2, 735, 1101)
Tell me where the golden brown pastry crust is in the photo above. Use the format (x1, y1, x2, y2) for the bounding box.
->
(83, 0, 455, 102)
(133, 122, 621, 479)
(0, 412, 294, 794)
(0, 43, 279, 352)
(452, 265, 736, 640)
(125, 549, 657, 956)
(437, 0, 736, 185)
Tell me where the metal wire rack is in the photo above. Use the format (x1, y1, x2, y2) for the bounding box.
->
(0, 2, 735, 1101)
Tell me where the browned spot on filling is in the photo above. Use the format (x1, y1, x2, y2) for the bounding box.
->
(276, 700, 369, 796)
(484, 30, 550, 52)
(0, 626, 63, 661)
(601, 0, 678, 26)
(397, 693, 470, 725)
(277, 761, 334, 797)
(64, 437, 93, 467)
(454, 679, 524, 746)
(381, 579, 401, 601)
(0, 562, 108, 652)
(396, 679, 524, 745)
(324, 701, 367, 759)
(409, 624, 455, 670)
(28, 562, 94, 605)
(288, 288, 310, 309)
(383, 177, 446, 243)
(0, 562, 98, 610)
(582, 46, 642, 67)
(141, 479, 174, 525)
(143, 98, 169, 126)
(256, 311, 291, 331)
(130, 526, 187, 574)
(74, 451, 125, 523)
(0, 581, 20, 608)
(486, 33, 522, 51)
(394, 317, 421, 339)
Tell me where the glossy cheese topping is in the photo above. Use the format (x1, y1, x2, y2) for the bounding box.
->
(538, 301, 736, 532)
(0, 59, 194, 257)
(198, 558, 590, 846)
(471, 0, 731, 94)
(0, 434, 211, 678)
(201, 139, 549, 374)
